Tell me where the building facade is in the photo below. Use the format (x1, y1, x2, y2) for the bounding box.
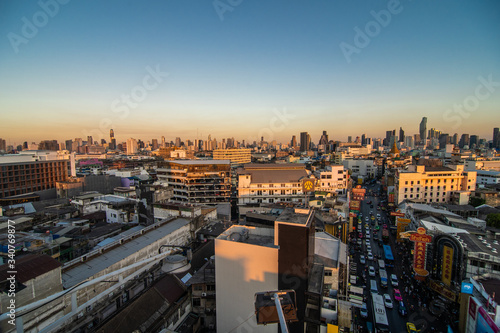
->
(395, 165, 477, 205)
(212, 148, 251, 165)
(157, 160, 231, 205)
(315, 165, 349, 195)
(0, 151, 75, 199)
(236, 163, 311, 206)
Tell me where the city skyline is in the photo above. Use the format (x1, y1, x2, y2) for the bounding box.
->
(1, 1, 500, 144)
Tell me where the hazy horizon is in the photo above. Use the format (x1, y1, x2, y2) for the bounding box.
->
(1, 1, 499, 146)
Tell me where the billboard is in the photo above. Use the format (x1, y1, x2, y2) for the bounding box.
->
(396, 217, 410, 242)
(302, 178, 315, 192)
(442, 245, 454, 286)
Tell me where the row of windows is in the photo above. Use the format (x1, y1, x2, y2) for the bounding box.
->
(404, 185, 454, 192)
(404, 178, 457, 185)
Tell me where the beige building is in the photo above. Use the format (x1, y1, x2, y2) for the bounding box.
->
(213, 148, 251, 165)
(395, 164, 477, 204)
(157, 160, 231, 205)
(236, 163, 311, 206)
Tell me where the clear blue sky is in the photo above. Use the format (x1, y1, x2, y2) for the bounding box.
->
(1, 0, 499, 146)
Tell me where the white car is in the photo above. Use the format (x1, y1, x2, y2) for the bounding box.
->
(384, 294, 393, 308)
(360, 255, 366, 264)
(369, 266, 376, 277)
(366, 240, 371, 247)
(367, 252, 374, 261)
(365, 217, 369, 222)
(366, 231, 371, 238)
(360, 303, 368, 318)
(391, 274, 398, 287)
(367, 245, 372, 252)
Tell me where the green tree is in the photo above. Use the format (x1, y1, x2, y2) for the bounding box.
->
(486, 214, 500, 228)
(470, 197, 486, 207)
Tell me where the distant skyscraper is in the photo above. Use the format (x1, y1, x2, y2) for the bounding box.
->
(438, 134, 450, 149)
(361, 134, 366, 145)
(300, 132, 310, 151)
(126, 138, 138, 155)
(469, 135, 479, 148)
(459, 134, 470, 148)
(419, 117, 427, 144)
(399, 127, 405, 143)
(87, 136, 93, 145)
(493, 128, 500, 149)
(318, 131, 328, 145)
(452, 133, 458, 145)
(291, 135, 297, 148)
(152, 139, 159, 150)
(109, 129, 116, 150)
(175, 137, 181, 147)
(38, 140, 58, 151)
(347, 136, 352, 143)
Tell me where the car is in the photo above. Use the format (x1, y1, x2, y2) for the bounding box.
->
(406, 322, 419, 333)
(374, 225, 380, 231)
(371, 216, 375, 220)
(358, 232, 363, 239)
(360, 303, 368, 318)
(383, 224, 388, 229)
(398, 301, 407, 316)
(360, 255, 366, 264)
(365, 223, 369, 229)
(377, 206, 380, 210)
(377, 214, 381, 218)
(367, 245, 372, 252)
(394, 289, 402, 301)
(357, 239, 362, 245)
(391, 274, 398, 287)
(367, 252, 374, 261)
(383, 294, 393, 308)
(365, 217, 369, 222)
(369, 266, 376, 277)
(366, 240, 371, 247)
(366, 231, 370, 238)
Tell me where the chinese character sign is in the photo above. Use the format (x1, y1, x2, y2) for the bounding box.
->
(442, 245, 454, 286)
(409, 227, 432, 277)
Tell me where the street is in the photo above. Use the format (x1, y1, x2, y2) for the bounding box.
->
(351, 182, 449, 333)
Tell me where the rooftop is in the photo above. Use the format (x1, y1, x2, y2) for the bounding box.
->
(276, 207, 314, 226)
(0, 254, 61, 283)
(62, 218, 190, 288)
(165, 159, 230, 165)
(217, 225, 276, 248)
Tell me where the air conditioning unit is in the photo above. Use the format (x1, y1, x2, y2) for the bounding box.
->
(201, 292, 207, 297)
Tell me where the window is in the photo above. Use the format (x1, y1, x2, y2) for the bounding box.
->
(194, 285, 203, 291)
(193, 298, 201, 307)
(324, 270, 332, 277)
(206, 284, 215, 291)
(324, 284, 332, 290)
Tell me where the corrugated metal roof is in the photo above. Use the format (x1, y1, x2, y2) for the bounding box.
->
(0, 254, 61, 283)
(62, 218, 190, 288)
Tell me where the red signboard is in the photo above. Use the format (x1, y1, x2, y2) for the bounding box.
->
(350, 200, 360, 211)
(469, 297, 477, 320)
(390, 212, 405, 217)
(410, 228, 432, 277)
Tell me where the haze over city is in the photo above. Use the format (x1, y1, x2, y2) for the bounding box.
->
(1, 1, 499, 144)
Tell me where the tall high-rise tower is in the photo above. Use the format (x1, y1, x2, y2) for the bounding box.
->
(493, 127, 499, 149)
(419, 117, 427, 144)
(109, 129, 116, 150)
(300, 132, 310, 152)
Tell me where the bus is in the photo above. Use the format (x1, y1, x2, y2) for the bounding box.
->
(383, 245, 394, 268)
(382, 229, 389, 243)
(372, 293, 390, 332)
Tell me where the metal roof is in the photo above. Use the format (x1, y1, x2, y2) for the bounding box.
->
(62, 218, 190, 288)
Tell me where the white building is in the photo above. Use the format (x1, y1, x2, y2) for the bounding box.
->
(342, 159, 378, 179)
(315, 165, 349, 195)
(236, 163, 311, 206)
(472, 169, 500, 186)
(126, 138, 138, 155)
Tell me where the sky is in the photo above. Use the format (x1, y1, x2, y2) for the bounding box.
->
(1, 0, 499, 146)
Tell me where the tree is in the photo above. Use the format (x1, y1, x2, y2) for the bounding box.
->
(470, 197, 486, 207)
(486, 214, 500, 228)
